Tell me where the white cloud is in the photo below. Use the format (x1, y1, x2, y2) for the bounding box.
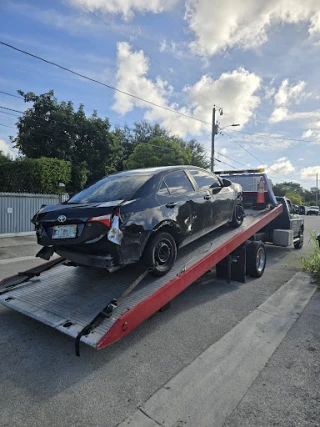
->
(267, 157, 295, 175)
(265, 87, 276, 100)
(158, 39, 190, 58)
(68, 0, 178, 20)
(269, 79, 310, 122)
(185, 0, 320, 56)
(0, 139, 18, 159)
(230, 132, 294, 151)
(220, 148, 228, 155)
(269, 79, 320, 142)
(113, 42, 261, 137)
(301, 165, 320, 179)
(269, 107, 289, 123)
(302, 129, 314, 138)
(159, 39, 167, 53)
(185, 68, 261, 130)
(274, 79, 307, 106)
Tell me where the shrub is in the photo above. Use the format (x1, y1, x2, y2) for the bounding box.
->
(299, 232, 320, 285)
(0, 157, 71, 194)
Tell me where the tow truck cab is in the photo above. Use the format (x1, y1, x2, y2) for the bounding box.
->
(219, 171, 304, 249)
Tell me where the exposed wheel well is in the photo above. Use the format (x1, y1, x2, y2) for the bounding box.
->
(151, 223, 182, 248)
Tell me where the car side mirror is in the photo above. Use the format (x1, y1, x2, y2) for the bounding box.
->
(222, 178, 232, 187)
(211, 186, 222, 194)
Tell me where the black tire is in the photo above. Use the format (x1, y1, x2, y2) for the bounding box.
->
(143, 232, 177, 277)
(294, 229, 304, 250)
(246, 241, 266, 278)
(230, 202, 244, 228)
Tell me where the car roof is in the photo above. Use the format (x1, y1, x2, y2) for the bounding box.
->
(108, 165, 207, 178)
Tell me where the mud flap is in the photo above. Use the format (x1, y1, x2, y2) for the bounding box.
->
(36, 246, 55, 260)
(216, 245, 246, 283)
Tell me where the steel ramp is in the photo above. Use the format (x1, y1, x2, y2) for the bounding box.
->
(0, 207, 282, 351)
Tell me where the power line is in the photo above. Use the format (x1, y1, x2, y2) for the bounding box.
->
(0, 41, 213, 127)
(217, 151, 248, 168)
(1, 90, 316, 146)
(223, 131, 263, 164)
(214, 157, 236, 170)
(0, 110, 19, 117)
(0, 105, 23, 113)
(229, 128, 315, 144)
(223, 130, 310, 184)
(72, 0, 222, 112)
(0, 90, 22, 99)
(0, 123, 76, 143)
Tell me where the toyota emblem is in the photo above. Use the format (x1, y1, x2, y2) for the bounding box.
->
(58, 215, 67, 223)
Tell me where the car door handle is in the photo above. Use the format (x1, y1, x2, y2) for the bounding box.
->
(166, 202, 177, 208)
(204, 195, 211, 200)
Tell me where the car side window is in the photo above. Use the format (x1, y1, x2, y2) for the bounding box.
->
(157, 180, 170, 196)
(164, 171, 194, 195)
(189, 170, 221, 190)
(287, 200, 294, 214)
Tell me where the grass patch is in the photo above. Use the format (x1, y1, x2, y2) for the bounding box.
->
(299, 232, 320, 286)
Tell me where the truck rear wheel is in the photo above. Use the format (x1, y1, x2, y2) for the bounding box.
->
(246, 241, 266, 278)
(294, 229, 304, 250)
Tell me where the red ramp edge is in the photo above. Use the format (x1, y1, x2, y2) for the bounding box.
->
(97, 205, 283, 349)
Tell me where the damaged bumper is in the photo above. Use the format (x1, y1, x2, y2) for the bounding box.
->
(55, 247, 120, 272)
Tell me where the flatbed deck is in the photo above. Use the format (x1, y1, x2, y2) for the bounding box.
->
(0, 206, 282, 351)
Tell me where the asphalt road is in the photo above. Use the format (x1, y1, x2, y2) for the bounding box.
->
(0, 216, 319, 427)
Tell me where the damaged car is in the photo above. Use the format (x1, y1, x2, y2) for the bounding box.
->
(32, 166, 243, 276)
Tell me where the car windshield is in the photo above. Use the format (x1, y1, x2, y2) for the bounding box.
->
(68, 174, 151, 204)
(310, 206, 319, 209)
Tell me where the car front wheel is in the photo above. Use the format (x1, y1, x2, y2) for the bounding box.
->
(143, 231, 177, 277)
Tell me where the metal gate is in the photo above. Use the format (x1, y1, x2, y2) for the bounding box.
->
(0, 193, 68, 234)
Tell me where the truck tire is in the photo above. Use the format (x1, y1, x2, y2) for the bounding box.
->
(294, 229, 304, 250)
(246, 241, 266, 278)
(143, 231, 177, 277)
(230, 203, 244, 228)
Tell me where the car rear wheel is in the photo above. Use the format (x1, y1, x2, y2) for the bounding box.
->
(246, 241, 266, 278)
(143, 232, 177, 277)
(230, 203, 244, 228)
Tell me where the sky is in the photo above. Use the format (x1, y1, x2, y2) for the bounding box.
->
(0, 0, 320, 188)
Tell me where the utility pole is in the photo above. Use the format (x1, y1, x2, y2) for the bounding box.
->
(211, 107, 217, 172)
(317, 173, 319, 205)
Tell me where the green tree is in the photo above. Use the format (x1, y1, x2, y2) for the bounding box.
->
(179, 138, 210, 168)
(124, 137, 192, 169)
(272, 182, 304, 197)
(11, 90, 123, 192)
(114, 121, 209, 170)
(285, 192, 302, 205)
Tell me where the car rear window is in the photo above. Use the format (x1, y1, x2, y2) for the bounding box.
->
(68, 175, 151, 203)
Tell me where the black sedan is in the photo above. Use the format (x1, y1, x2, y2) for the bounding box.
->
(32, 166, 243, 276)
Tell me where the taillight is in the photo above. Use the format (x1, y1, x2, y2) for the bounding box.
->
(88, 214, 111, 228)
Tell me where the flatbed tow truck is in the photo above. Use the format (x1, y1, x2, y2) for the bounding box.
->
(0, 171, 303, 355)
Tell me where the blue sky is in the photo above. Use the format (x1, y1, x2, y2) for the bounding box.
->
(1, 0, 320, 188)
